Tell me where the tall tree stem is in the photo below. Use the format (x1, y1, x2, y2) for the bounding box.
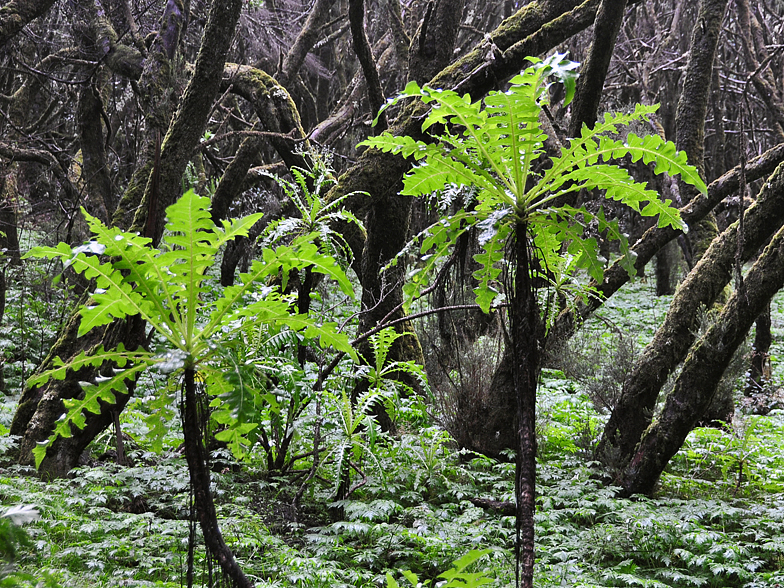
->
(182, 366, 253, 588)
(512, 222, 539, 588)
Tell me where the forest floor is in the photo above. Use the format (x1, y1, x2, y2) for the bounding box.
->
(3, 275, 784, 587)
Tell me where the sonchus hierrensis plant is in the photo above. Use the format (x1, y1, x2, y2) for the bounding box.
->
(27, 190, 357, 588)
(360, 54, 706, 588)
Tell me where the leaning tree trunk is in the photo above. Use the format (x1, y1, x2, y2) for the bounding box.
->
(568, 0, 628, 135)
(182, 367, 253, 588)
(10, 0, 185, 472)
(674, 0, 728, 264)
(620, 220, 784, 495)
(511, 223, 540, 588)
(596, 160, 784, 467)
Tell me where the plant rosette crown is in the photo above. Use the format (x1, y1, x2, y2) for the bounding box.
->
(26, 189, 358, 466)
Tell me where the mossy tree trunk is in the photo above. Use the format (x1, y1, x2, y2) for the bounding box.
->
(568, 0, 628, 135)
(655, 240, 676, 296)
(0, 173, 21, 330)
(595, 0, 729, 469)
(77, 79, 115, 223)
(673, 0, 727, 262)
(620, 221, 784, 495)
(0, 0, 57, 49)
(746, 303, 773, 396)
(596, 160, 784, 468)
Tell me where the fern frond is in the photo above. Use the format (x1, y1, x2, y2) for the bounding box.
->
(354, 388, 385, 422)
(256, 328, 301, 356)
(27, 241, 160, 337)
(535, 214, 604, 281)
(261, 218, 304, 248)
(222, 290, 356, 360)
(379, 360, 432, 397)
(26, 345, 149, 388)
(214, 212, 265, 249)
(82, 219, 182, 341)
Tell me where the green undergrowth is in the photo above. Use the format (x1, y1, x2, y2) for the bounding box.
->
(4, 270, 784, 586)
(6, 385, 784, 587)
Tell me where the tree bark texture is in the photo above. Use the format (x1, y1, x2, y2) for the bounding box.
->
(0, 142, 79, 204)
(597, 160, 784, 468)
(135, 0, 243, 245)
(386, 0, 410, 68)
(0, 0, 56, 49)
(220, 65, 309, 176)
(568, 0, 628, 135)
(655, 240, 676, 296)
(348, 0, 387, 130)
(746, 303, 773, 396)
(620, 218, 784, 495)
(736, 0, 784, 141)
(111, 0, 187, 230)
(277, 0, 339, 88)
(77, 78, 115, 222)
(352, 0, 469, 426)
(0, 173, 22, 267)
(674, 0, 727, 261)
(408, 0, 466, 84)
(80, 0, 144, 81)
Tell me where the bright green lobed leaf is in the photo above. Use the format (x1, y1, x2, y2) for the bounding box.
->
(473, 222, 510, 313)
(35, 360, 150, 468)
(26, 345, 143, 388)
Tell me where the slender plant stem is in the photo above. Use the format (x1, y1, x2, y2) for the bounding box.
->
(182, 367, 253, 588)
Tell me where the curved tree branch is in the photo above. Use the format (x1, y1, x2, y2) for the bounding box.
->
(620, 172, 784, 495)
(277, 0, 339, 88)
